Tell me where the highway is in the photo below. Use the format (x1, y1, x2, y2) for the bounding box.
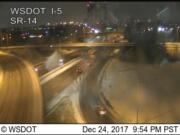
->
(33, 49, 81, 76)
(80, 58, 113, 123)
(44, 48, 122, 123)
(44, 44, 180, 123)
(78, 44, 180, 123)
(0, 42, 180, 123)
(41, 58, 83, 105)
(0, 47, 85, 123)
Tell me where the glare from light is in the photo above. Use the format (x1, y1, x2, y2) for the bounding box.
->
(47, 22, 50, 26)
(63, 22, 67, 25)
(29, 35, 36, 38)
(94, 29, 100, 34)
(34, 68, 38, 72)
(158, 26, 165, 32)
(96, 36, 100, 39)
(38, 34, 43, 38)
(69, 21, 74, 24)
(59, 59, 64, 65)
(98, 109, 107, 116)
(147, 27, 153, 31)
(170, 28, 174, 31)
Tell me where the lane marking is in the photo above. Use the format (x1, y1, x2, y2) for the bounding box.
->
(40, 57, 82, 85)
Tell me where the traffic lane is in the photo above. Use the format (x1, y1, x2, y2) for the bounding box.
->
(42, 62, 83, 107)
(45, 96, 78, 123)
(40, 49, 97, 99)
(45, 60, 95, 123)
(0, 52, 43, 123)
(96, 58, 180, 123)
(79, 56, 114, 123)
(96, 59, 146, 123)
(33, 48, 84, 76)
(79, 49, 120, 123)
(34, 54, 81, 76)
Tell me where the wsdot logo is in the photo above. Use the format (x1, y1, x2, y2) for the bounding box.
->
(9, 126, 37, 133)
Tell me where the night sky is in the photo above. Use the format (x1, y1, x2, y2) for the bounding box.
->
(0, 2, 180, 28)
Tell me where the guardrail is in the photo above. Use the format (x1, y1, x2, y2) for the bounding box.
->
(0, 42, 134, 50)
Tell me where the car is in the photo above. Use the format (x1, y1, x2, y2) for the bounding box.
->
(96, 106, 107, 116)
